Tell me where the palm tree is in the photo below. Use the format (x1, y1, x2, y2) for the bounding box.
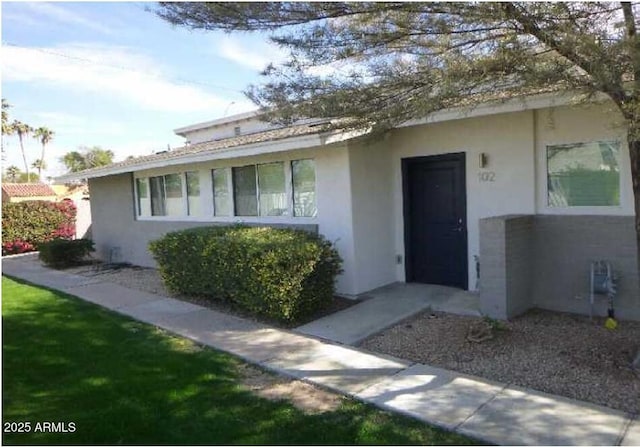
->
(31, 159, 47, 174)
(2, 100, 13, 160)
(11, 120, 33, 180)
(1, 99, 11, 133)
(33, 127, 54, 180)
(5, 165, 20, 182)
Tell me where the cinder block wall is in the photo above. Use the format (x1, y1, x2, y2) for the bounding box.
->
(480, 214, 640, 321)
(532, 215, 639, 320)
(479, 215, 534, 319)
(505, 216, 534, 316)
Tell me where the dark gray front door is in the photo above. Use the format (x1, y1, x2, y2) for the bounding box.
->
(402, 153, 468, 289)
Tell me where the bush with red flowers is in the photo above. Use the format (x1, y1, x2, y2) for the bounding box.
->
(2, 200, 77, 256)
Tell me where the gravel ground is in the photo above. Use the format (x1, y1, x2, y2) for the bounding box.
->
(68, 263, 640, 413)
(68, 264, 355, 328)
(361, 309, 640, 414)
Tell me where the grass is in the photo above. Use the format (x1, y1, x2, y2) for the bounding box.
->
(2, 276, 480, 445)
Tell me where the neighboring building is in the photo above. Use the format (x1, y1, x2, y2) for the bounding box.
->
(1, 183, 57, 203)
(51, 183, 90, 201)
(51, 184, 92, 239)
(57, 92, 640, 321)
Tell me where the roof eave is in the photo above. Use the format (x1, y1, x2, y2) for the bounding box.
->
(399, 90, 610, 128)
(173, 110, 261, 135)
(55, 128, 361, 183)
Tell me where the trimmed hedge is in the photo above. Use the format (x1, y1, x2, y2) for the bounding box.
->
(2, 200, 76, 255)
(39, 238, 95, 268)
(149, 226, 343, 323)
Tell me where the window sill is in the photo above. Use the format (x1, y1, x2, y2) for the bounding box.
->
(135, 215, 318, 223)
(537, 205, 631, 216)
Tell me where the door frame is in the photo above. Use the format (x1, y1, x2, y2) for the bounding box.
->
(401, 152, 468, 288)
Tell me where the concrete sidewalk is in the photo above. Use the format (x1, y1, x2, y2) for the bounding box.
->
(295, 282, 481, 345)
(3, 254, 638, 446)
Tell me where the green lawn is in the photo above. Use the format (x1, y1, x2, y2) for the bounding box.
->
(2, 276, 479, 445)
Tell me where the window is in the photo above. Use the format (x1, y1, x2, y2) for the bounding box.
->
(186, 171, 201, 216)
(149, 176, 166, 216)
(233, 165, 258, 216)
(292, 159, 316, 217)
(258, 162, 287, 216)
(135, 158, 317, 219)
(147, 174, 183, 216)
(164, 173, 183, 216)
(547, 141, 620, 207)
(135, 178, 150, 217)
(212, 168, 231, 216)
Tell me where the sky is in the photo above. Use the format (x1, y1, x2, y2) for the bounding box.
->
(1, 1, 289, 180)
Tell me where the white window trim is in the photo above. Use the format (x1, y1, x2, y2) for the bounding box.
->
(257, 161, 289, 217)
(232, 164, 259, 217)
(134, 157, 318, 222)
(536, 138, 630, 216)
(212, 167, 233, 217)
(180, 172, 189, 216)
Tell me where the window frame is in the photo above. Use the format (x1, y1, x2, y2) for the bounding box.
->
(185, 171, 201, 217)
(257, 161, 288, 217)
(232, 164, 259, 217)
(135, 177, 150, 217)
(212, 167, 233, 217)
(538, 138, 626, 215)
(133, 157, 318, 222)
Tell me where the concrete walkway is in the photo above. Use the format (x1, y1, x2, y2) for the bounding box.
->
(3, 254, 638, 446)
(296, 282, 481, 344)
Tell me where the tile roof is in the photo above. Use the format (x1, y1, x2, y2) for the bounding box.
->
(66, 122, 330, 179)
(2, 183, 57, 198)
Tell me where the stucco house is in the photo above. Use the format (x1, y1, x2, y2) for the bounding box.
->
(57, 91, 640, 321)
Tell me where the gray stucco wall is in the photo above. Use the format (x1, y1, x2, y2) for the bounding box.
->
(480, 214, 640, 321)
(88, 174, 317, 267)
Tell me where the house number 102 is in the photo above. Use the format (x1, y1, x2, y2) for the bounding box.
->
(478, 171, 496, 182)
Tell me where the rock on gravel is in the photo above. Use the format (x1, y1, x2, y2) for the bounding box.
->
(360, 309, 640, 414)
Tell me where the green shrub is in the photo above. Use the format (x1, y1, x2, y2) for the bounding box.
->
(149, 226, 343, 323)
(39, 238, 95, 268)
(2, 200, 76, 255)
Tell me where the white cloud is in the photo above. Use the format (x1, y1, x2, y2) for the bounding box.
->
(3, 43, 251, 113)
(31, 112, 126, 137)
(20, 2, 115, 36)
(213, 35, 370, 82)
(2, 12, 43, 28)
(216, 36, 288, 72)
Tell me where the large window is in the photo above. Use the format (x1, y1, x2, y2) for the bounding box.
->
(186, 171, 201, 216)
(212, 168, 231, 216)
(258, 162, 287, 216)
(547, 141, 620, 207)
(233, 165, 258, 216)
(232, 163, 288, 216)
(292, 159, 316, 217)
(135, 158, 317, 219)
